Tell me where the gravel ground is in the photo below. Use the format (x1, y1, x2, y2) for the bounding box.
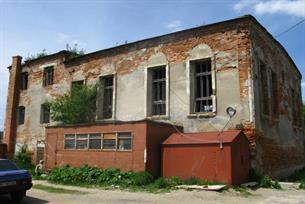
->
(1, 180, 305, 204)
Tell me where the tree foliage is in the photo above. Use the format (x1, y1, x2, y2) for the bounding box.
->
(48, 84, 97, 124)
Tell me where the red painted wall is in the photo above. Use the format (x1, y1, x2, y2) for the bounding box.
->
(146, 123, 181, 177)
(45, 121, 178, 177)
(231, 135, 250, 185)
(162, 133, 250, 185)
(162, 144, 233, 184)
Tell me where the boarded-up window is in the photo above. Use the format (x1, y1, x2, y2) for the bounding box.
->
(20, 72, 28, 90)
(102, 133, 116, 150)
(17, 106, 25, 125)
(43, 66, 54, 86)
(151, 67, 166, 115)
(117, 133, 132, 150)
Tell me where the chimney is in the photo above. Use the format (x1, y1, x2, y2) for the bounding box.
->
(3, 56, 22, 155)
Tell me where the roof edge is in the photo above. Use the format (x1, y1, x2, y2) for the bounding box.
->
(63, 15, 254, 65)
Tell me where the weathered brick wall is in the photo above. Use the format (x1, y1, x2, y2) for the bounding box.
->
(11, 17, 255, 164)
(250, 23, 305, 177)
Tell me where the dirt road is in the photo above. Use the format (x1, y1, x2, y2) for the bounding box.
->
(1, 181, 305, 204)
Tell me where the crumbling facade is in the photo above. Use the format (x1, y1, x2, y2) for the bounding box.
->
(3, 15, 304, 178)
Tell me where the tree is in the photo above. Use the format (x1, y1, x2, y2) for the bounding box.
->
(48, 84, 97, 124)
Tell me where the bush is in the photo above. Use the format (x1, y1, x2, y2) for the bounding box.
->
(259, 175, 282, 189)
(47, 165, 154, 187)
(11, 144, 32, 170)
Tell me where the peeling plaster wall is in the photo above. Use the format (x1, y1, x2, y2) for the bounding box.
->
(16, 57, 71, 160)
(250, 24, 304, 177)
(13, 20, 254, 163)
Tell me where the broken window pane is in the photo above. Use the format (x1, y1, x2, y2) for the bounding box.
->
(152, 67, 166, 115)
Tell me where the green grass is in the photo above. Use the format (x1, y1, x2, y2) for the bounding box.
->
(33, 184, 87, 194)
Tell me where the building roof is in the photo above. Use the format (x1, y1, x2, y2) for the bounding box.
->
(8, 15, 301, 78)
(162, 130, 246, 145)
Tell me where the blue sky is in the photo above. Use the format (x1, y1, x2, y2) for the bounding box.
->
(0, 0, 304, 130)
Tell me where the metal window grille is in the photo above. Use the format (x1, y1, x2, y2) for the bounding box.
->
(152, 67, 166, 115)
(194, 60, 213, 113)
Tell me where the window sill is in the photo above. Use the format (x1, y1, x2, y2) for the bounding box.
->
(146, 115, 169, 120)
(187, 112, 216, 118)
(62, 149, 132, 152)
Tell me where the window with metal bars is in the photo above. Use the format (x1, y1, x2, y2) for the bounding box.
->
(101, 75, 113, 119)
(152, 67, 166, 115)
(20, 72, 28, 90)
(193, 60, 213, 113)
(43, 66, 54, 86)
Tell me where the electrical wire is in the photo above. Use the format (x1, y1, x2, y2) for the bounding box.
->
(275, 18, 305, 38)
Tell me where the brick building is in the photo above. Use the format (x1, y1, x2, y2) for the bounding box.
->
(3, 15, 304, 178)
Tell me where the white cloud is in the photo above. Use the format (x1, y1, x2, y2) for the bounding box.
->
(165, 20, 183, 32)
(301, 81, 305, 88)
(233, 0, 258, 12)
(234, 0, 305, 17)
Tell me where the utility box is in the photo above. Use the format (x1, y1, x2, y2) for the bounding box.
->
(162, 130, 250, 185)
